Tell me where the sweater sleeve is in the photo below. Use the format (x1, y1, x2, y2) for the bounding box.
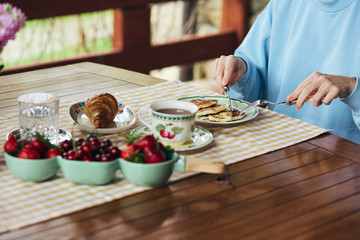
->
(229, 2, 272, 102)
(341, 76, 360, 130)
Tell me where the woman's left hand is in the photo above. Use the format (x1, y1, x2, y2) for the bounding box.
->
(286, 72, 356, 110)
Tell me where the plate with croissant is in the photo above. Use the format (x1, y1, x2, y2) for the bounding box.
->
(178, 96, 258, 125)
(69, 93, 136, 134)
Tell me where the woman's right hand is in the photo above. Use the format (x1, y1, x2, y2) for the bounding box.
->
(212, 55, 247, 94)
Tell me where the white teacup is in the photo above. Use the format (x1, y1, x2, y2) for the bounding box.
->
(138, 100, 198, 146)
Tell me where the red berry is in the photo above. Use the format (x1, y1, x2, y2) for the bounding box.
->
(167, 131, 176, 139)
(30, 138, 48, 153)
(94, 153, 101, 161)
(75, 138, 84, 147)
(159, 130, 168, 138)
(102, 139, 112, 148)
(133, 135, 156, 150)
(66, 150, 76, 160)
(17, 144, 41, 159)
(90, 137, 101, 147)
(143, 147, 165, 164)
(61, 140, 72, 152)
(109, 146, 121, 159)
(4, 134, 18, 153)
(46, 148, 61, 158)
(83, 156, 94, 162)
(100, 154, 111, 162)
(121, 145, 137, 160)
(81, 142, 93, 155)
(76, 147, 86, 159)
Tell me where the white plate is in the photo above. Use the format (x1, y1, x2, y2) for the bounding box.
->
(178, 96, 259, 125)
(131, 125, 213, 152)
(69, 101, 136, 134)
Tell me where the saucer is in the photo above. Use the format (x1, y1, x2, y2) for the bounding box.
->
(69, 101, 136, 134)
(131, 125, 213, 152)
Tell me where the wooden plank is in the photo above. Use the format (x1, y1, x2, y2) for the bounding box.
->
(293, 210, 360, 240)
(243, 188, 360, 240)
(1, 32, 237, 75)
(9, 0, 190, 19)
(308, 133, 360, 164)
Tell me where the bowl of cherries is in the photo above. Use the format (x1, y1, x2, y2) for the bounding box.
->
(58, 135, 121, 185)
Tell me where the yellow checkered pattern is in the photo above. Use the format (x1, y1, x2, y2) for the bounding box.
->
(0, 81, 329, 232)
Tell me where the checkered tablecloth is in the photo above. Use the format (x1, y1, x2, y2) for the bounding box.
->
(0, 81, 329, 232)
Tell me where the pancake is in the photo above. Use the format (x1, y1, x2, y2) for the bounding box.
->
(208, 110, 246, 122)
(196, 104, 228, 116)
(189, 99, 218, 109)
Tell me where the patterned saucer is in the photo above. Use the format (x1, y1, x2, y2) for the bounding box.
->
(69, 101, 136, 134)
(131, 125, 213, 152)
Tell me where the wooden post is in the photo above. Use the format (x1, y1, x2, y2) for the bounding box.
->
(113, 6, 151, 51)
(221, 0, 250, 47)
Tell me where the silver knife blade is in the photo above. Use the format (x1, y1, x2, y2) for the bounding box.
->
(223, 85, 233, 111)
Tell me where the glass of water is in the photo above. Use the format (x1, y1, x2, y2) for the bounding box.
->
(18, 93, 59, 144)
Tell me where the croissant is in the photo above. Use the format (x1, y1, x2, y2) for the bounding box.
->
(84, 93, 119, 128)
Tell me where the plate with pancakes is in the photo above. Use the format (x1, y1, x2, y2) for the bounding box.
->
(178, 96, 259, 125)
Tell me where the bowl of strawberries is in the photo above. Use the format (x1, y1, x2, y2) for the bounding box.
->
(3, 133, 62, 182)
(119, 134, 177, 187)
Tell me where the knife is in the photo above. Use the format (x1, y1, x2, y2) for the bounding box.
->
(223, 85, 233, 111)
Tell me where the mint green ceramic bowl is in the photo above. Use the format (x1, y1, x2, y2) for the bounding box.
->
(119, 153, 179, 187)
(58, 157, 119, 185)
(4, 153, 60, 182)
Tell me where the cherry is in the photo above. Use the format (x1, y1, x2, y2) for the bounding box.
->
(94, 152, 101, 161)
(61, 140, 72, 152)
(66, 150, 76, 160)
(90, 138, 101, 148)
(100, 154, 111, 162)
(109, 146, 121, 159)
(81, 142, 93, 155)
(75, 138, 84, 147)
(102, 139, 112, 148)
(76, 147, 86, 159)
(83, 156, 94, 162)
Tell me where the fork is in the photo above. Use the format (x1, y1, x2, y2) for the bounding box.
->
(239, 98, 312, 115)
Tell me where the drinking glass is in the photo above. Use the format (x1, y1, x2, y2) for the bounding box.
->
(18, 93, 59, 144)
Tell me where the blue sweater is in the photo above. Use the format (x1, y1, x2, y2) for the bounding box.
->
(231, 0, 360, 144)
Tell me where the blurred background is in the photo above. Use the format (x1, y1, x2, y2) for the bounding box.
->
(2, 0, 269, 83)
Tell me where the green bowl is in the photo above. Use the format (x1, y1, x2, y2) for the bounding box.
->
(4, 153, 60, 182)
(58, 157, 119, 185)
(119, 153, 179, 187)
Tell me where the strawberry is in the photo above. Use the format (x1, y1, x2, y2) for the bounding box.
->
(4, 134, 18, 153)
(46, 148, 62, 158)
(17, 144, 41, 159)
(133, 135, 156, 150)
(30, 138, 48, 153)
(120, 145, 137, 160)
(143, 147, 165, 164)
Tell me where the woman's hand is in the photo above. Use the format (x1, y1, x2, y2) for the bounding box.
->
(212, 55, 247, 94)
(287, 72, 357, 110)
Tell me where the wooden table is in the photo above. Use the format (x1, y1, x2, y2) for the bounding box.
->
(1, 62, 360, 240)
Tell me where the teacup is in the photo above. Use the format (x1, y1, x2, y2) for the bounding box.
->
(138, 100, 198, 146)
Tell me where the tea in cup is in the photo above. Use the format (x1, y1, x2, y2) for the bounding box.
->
(138, 100, 198, 146)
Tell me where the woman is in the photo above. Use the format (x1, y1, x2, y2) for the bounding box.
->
(212, 0, 360, 144)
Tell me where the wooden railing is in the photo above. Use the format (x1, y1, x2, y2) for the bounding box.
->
(3, 0, 250, 75)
